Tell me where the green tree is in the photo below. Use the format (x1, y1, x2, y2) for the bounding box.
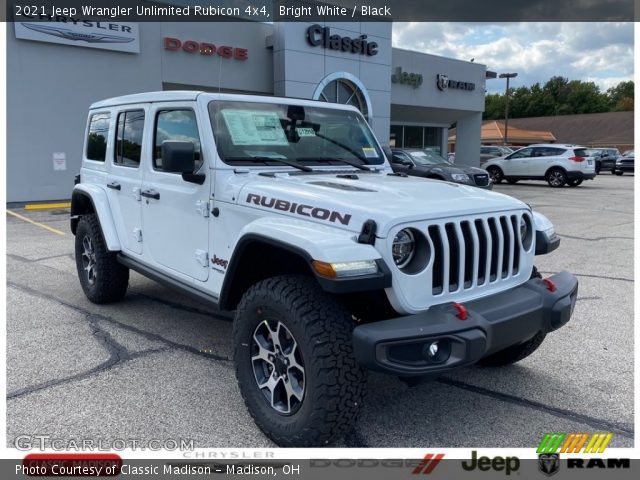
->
(607, 81, 634, 111)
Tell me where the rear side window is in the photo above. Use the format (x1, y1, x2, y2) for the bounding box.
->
(154, 109, 202, 172)
(86, 113, 110, 162)
(538, 147, 566, 156)
(573, 148, 589, 157)
(114, 110, 145, 167)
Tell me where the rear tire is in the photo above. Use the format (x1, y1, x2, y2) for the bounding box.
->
(479, 332, 546, 367)
(506, 179, 519, 184)
(486, 166, 504, 184)
(234, 275, 365, 447)
(546, 168, 567, 187)
(567, 178, 583, 187)
(74, 214, 129, 303)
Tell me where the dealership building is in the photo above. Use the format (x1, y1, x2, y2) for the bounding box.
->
(7, 20, 487, 202)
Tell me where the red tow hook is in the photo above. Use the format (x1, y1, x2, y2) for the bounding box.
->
(543, 278, 557, 292)
(452, 302, 468, 320)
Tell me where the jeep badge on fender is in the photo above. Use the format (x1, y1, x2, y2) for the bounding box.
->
(71, 91, 578, 447)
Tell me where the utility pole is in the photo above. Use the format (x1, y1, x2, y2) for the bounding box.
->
(499, 73, 518, 146)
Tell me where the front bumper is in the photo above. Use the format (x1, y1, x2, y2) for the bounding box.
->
(615, 164, 634, 173)
(352, 271, 578, 375)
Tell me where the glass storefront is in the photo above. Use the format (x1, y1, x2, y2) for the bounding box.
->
(389, 125, 444, 155)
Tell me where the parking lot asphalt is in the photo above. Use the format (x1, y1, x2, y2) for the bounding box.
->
(5, 174, 634, 450)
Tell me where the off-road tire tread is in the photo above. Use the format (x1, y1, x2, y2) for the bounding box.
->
(75, 214, 129, 303)
(234, 275, 365, 447)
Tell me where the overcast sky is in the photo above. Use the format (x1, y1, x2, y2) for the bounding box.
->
(392, 23, 634, 94)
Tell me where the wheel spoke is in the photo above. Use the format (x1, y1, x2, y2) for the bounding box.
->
(251, 342, 274, 364)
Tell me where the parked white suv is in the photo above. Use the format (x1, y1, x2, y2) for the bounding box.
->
(71, 92, 578, 446)
(483, 144, 596, 187)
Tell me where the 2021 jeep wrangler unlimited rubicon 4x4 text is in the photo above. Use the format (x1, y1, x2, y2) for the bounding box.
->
(71, 92, 578, 447)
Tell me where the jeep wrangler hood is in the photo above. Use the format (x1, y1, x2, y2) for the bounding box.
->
(236, 171, 528, 238)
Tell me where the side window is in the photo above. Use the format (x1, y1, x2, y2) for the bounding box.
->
(154, 109, 202, 172)
(540, 147, 566, 157)
(510, 148, 533, 159)
(86, 112, 110, 162)
(114, 110, 145, 167)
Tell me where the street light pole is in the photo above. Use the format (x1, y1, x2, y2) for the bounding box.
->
(499, 72, 518, 146)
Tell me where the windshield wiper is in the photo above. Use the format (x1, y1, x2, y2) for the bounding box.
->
(225, 156, 313, 172)
(296, 156, 374, 171)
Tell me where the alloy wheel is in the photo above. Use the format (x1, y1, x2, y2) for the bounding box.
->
(251, 319, 305, 415)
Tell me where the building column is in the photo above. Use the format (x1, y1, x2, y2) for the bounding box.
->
(454, 112, 482, 167)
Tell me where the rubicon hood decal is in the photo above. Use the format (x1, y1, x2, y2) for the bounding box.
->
(246, 193, 352, 225)
(21, 23, 135, 43)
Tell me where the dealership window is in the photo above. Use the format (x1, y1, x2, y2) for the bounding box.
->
(86, 113, 110, 162)
(317, 79, 369, 118)
(114, 110, 145, 167)
(154, 109, 202, 172)
(390, 125, 444, 154)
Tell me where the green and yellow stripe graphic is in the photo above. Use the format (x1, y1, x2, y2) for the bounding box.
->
(537, 432, 612, 454)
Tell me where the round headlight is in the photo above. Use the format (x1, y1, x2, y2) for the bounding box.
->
(392, 229, 416, 268)
(520, 215, 534, 251)
(520, 216, 528, 242)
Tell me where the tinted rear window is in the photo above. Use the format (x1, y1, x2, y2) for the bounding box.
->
(86, 113, 110, 162)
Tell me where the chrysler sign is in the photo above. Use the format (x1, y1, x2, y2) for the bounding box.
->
(15, 20, 139, 53)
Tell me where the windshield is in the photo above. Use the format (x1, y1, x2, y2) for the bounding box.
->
(208, 100, 384, 167)
(408, 150, 450, 166)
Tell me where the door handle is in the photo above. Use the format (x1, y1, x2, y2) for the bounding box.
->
(141, 189, 160, 200)
(107, 182, 121, 191)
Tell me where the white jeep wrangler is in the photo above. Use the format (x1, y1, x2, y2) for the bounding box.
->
(71, 91, 578, 447)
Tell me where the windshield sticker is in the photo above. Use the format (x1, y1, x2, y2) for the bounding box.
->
(222, 110, 288, 146)
(296, 127, 316, 137)
(362, 147, 379, 158)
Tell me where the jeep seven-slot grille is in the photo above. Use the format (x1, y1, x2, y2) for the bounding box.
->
(428, 215, 522, 295)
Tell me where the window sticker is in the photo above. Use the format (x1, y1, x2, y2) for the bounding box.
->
(296, 127, 316, 137)
(222, 110, 288, 146)
(362, 147, 379, 158)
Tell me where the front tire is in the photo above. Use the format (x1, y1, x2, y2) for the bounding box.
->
(74, 214, 129, 303)
(234, 275, 365, 447)
(486, 166, 504, 184)
(479, 332, 546, 367)
(615, 171, 623, 176)
(546, 168, 567, 187)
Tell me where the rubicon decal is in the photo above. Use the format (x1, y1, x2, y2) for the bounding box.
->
(412, 453, 445, 475)
(246, 194, 352, 225)
(537, 432, 612, 454)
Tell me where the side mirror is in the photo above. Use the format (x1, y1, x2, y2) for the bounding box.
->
(162, 141, 195, 173)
